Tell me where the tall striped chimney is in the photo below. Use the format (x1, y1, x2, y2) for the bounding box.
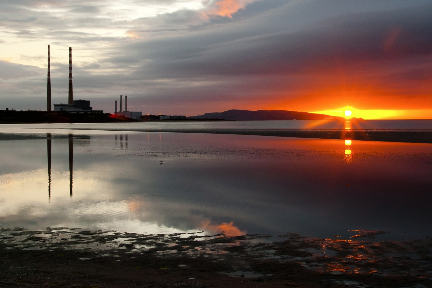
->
(125, 95, 127, 112)
(47, 45, 51, 112)
(120, 95, 123, 112)
(68, 47, 73, 105)
(115, 100, 118, 114)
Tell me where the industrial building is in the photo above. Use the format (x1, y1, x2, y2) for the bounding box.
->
(114, 95, 142, 120)
(54, 99, 102, 113)
(49, 46, 102, 114)
(47, 45, 148, 119)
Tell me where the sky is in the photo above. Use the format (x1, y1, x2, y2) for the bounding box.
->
(1, 0, 431, 119)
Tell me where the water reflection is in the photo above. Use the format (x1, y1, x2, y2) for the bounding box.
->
(115, 134, 129, 149)
(47, 133, 52, 200)
(46, 134, 90, 200)
(69, 134, 73, 197)
(46, 133, 74, 200)
(1, 131, 432, 240)
(343, 121, 353, 163)
(344, 139, 353, 164)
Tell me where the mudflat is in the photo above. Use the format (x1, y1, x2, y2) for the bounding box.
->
(1, 228, 431, 287)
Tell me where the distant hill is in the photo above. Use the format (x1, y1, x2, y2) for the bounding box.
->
(188, 109, 341, 121)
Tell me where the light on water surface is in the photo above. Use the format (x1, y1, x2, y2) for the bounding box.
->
(0, 122, 432, 241)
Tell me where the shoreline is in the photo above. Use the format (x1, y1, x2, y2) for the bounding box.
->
(140, 128, 432, 144)
(1, 227, 432, 287)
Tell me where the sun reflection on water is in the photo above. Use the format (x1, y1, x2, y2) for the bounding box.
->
(343, 121, 353, 163)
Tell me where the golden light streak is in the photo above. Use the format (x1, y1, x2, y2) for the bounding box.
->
(313, 106, 432, 119)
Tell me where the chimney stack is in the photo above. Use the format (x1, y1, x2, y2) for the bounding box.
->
(68, 47, 73, 105)
(47, 45, 51, 112)
(120, 95, 123, 112)
(115, 100, 118, 114)
(125, 95, 127, 112)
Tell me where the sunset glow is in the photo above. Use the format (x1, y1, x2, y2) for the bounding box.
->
(313, 106, 432, 120)
(1, 1, 431, 117)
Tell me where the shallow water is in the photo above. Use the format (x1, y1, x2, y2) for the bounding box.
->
(0, 119, 431, 134)
(1, 122, 432, 241)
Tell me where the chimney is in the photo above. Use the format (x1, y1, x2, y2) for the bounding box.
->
(47, 45, 51, 112)
(115, 100, 118, 114)
(125, 95, 127, 112)
(68, 47, 73, 105)
(120, 95, 123, 112)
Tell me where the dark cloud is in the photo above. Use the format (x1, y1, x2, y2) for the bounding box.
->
(1, 0, 431, 115)
(70, 5, 101, 14)
(0, 61, 41, 80)
(127, 3, 432, 79)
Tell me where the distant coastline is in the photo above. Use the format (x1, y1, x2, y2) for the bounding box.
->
(0, 109, 343, 123)
(0, 110, 131, 124)
(188, 109, 344, 121)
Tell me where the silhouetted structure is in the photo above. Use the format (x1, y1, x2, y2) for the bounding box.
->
(114, 95, 142, 120)
(68, 47, 73, 105)
(47, 45, 51, 112)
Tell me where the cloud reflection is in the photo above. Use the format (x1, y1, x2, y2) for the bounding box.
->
(201, 220, 246, 236)
(1, 132, 432, 240)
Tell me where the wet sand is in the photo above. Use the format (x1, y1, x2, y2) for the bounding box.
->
(1, 128, 431, 286)
(137, 128, 432, 144)
(2, 125, 432, 143)
(1, 228, 431, 287)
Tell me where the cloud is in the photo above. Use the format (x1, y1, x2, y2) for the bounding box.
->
(201, 220, 246, 236)
(0, 61, 41, 80)
(205, 0, 258, 18)
(0, 0, 432, 115)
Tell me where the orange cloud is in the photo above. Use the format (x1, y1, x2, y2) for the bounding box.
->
(207, 0, 255, 18)
(126, 31, 144, 39)
(201, 220, 246, 236)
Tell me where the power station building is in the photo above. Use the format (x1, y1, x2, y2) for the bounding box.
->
(114, 95, 142, 120)
(47, 46, 147, 119)
(49, 46, 102, 113)
(54, 100, 96, 112)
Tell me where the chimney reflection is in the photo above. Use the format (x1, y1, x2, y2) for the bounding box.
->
(47, 133, 52, 201)
(46, 134, 75, 200)
(69, 134, 73, 197)
(115, 134, 129, 149)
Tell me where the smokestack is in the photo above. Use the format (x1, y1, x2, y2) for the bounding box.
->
(115, 100, 118, 114)
(125, 95, 127, 112)
(68, 47, 73, 105)
(120, 95, 122, 112)
(47, 45, 51, 112)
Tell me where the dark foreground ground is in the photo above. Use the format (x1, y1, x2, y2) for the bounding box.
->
(1, 228, 431, 287)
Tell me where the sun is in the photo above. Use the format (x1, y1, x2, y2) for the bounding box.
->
(344, 110, 352, 117)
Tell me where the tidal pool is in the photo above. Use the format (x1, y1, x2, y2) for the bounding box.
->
(1, 130, 431, 240)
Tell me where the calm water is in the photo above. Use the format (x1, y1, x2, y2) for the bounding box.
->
(0, 121, 431, 240)
(0, 119, 432, 134)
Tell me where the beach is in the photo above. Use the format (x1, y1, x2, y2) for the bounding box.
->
(1, 228, 432, 287)
(1, 121, 432, 287)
